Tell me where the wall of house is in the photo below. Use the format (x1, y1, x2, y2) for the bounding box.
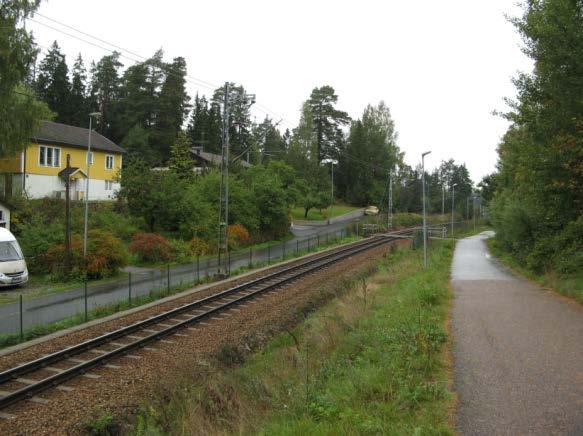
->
(25, 143, 122, 181)
(24, 174, 119, 200)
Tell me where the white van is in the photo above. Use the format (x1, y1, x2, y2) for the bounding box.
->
(0, 228, 28, 287)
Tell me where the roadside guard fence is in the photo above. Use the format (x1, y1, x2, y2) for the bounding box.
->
(2, 221, 372, 340)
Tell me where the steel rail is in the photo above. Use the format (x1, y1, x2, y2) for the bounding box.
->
(0, 235, 382, 384)
(0, 234, 400, 409)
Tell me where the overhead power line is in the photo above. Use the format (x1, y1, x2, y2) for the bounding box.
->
(28, 13, 292, 128)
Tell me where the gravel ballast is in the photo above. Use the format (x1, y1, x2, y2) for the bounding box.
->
(0, 242, 394, 434)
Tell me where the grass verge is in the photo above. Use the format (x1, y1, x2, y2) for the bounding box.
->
(133, 239, 455, 435)
(291, 204, 359, 221)
(487, 238, 583, 304)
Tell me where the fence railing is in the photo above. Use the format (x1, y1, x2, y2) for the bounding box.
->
(1, 222, 365, 340)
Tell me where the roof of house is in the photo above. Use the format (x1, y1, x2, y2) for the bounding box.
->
(190, 147, 252, 168)
(32, 121, 125, 154)
(58, 167, 87, 180)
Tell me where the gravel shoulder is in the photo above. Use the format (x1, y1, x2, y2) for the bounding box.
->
(0, 243, 391, 434)
(452, 232, 583, 436)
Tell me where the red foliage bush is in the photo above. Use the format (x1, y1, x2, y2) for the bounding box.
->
(45, 230, 128, 279)
(130, 233, 175, 263)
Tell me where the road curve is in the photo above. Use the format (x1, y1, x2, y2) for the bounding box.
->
(452, 231, 583, 436)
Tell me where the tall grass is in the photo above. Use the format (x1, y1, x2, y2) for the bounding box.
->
(134, 240, 455, 435)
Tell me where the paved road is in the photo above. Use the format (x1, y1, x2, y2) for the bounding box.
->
(452, 231, 583, 435)
(0, 215, 363, 335)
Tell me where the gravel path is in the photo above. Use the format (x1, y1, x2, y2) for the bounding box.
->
(0, 243, 391, 434)
(452, 231, 583, 436)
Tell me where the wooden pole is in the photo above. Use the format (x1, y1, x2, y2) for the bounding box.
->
(64, 154, 72, 276)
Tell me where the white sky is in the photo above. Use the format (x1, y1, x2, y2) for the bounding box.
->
(27, 0, 533, 183)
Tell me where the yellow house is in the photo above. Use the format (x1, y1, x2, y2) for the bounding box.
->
(0, 121, 124, 200)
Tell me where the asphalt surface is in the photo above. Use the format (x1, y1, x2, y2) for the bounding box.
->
(0, 214, 363, 335)
(452, 231, 583, 435)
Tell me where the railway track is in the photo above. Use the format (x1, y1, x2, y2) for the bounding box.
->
(0, 231, 410, 411)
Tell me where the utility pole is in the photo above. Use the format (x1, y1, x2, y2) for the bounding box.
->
(422, 151, 431, 268)
(83, 112, 101, 257)
(388, 170, 393, 230)
(442, 183, 445, 216)
(451, 183, 457, 240)
(64, 154, 72, 276)
(218, 82, 230, 275)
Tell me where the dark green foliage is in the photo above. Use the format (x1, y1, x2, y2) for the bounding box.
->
(337, 102, 401, 206)
(169, 132, 194, 180)
(0, 0, 52, 158)
(35, 41, 72, 123)
(187, 93, 222, 154)
(307, 85, 350, 161)
(491, 0, 583, 273)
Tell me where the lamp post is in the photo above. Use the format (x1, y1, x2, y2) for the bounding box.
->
(83, 112, 101, 257)
(451, 183, 457, 240)
(422, 151, 431, 268)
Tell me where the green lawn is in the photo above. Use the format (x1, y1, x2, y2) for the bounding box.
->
(134, 239, 455, 435)
(291, 204, 359, 221)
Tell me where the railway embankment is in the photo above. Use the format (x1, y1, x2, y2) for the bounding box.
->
(128, 239, 455, 435)
(0, 237, 400, 434)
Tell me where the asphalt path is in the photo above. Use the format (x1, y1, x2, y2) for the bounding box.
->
(0, 215, 362, 335)
(452, 231, 583, 435)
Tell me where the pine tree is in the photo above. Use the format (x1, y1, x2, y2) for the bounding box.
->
(307, 85, 350, 161)
(69, 53, 88, 127)
(36, 41, 72, 124)
(152, 56, 190, 163)
(169, 132, 194, 180)
(90, 51, 122, 138)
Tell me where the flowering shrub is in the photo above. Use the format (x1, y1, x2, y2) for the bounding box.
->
(227, 224, 251, 249)
(129, 233, 174, 263)
(44, 230, 127, 279)
(189, 237, 210, 256)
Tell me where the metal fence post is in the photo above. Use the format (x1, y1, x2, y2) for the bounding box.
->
(19, 294, 23, 341)
(128, 272, 132, 305)
(249, 246, 252, 267)
(228, 250, 231, 276)
(167, 265, 170, 294)
(84, 281, 88, 322)
(296, 239, 299, 253)
(283, 241, 286, 259)
(197, 256, 200, 282)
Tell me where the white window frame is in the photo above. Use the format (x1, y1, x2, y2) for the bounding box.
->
(105, 180, 113, 190)
(39, 145, 61, 168)
(105, 154, 114, 170)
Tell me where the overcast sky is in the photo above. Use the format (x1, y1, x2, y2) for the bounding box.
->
(27, 0, 533, 182)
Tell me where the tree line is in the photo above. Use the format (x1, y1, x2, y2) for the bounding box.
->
(485, 0, 582, 274)
(2, 0, 478, 245)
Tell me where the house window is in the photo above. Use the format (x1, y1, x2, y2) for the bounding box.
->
(87, 151, 94, 165)
(105, 155, 114, 170)
(39, 145, 61, 167)
(105, 180, 113, 190)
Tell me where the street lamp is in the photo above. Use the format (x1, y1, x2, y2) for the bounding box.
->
(451, 183, 457, 240)
(421, 151, 431, 268)
(322, 159, 337, 225)
(83, 112, 101, 257)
